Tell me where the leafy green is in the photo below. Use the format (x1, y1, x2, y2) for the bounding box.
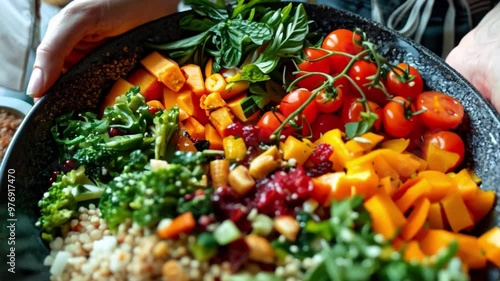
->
(154, 106, 179, 160)
(37, 167, 103, 241)
(345, 111, 379, 139)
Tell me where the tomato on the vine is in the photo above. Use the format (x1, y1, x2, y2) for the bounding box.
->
(415, 91, 464, 130)
(321, 29, 364, 75)
(280, 88, 318, 125)
(386, 63, 424, 100)
(422, 131, 465, 171)
(296, 48, 331, 91)
(341, 99, 382, 131)
(303, 113, 343, 140)
(257, 111, 293, 142)
(315, 86, 343, 113)
(382, 96, 419, 138)
(347, 60, 389, 106)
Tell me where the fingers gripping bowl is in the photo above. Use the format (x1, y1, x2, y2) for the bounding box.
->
(1, 2, 500, 281)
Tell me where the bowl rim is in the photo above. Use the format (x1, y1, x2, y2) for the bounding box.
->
(0, 96, 33, 117)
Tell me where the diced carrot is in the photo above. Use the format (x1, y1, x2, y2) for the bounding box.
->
(205, 123, 223, 150)
(404, 240, 425, 262)
(140, 51, 186, 92)
(157, 212, 196, 239)
(146, 100, 165, 110)
(183, 117, 205, 141)
(416, 170, 456, 202)
(364, 192, 406, 239)
(311, 173, 341, 205)
(441, 191, 474, 233)
(478, 227, 500, 268)
(401, 197, 430, 240)
(127, 68, 163, 101)
(316, 172, 348, 204)
(464, 189, 495, 223)
(454, 232, 487, 269)
(427, 202, 445, 229)
(100, 78, 134, 115)
(395, 178, 431, 213)
(452, 169, 479, 201)
(181, 64, 206, 97)
(209, 107, 234, 137)
(176, 87, 209, 125)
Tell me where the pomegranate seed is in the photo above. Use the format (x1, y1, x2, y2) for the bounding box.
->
(108, 127, 122, 137)
(224, 122, 244, 137)
(148, 106, 159, 114)
(242, 125, 260, 147)
(197, 215, 212, 231)
(308, 143, 333, 165)
(226, 238, 250, 272)
(48, 171, 60, 185)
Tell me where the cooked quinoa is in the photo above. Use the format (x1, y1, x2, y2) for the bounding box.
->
(44, 204, 318, 281)
(0, 109, 22, 161)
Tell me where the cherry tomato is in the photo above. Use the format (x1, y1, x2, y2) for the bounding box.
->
(382, 96, 419, 138)
(347, 60, 389, 106)
(296, 48, 331, 91)
(386, 63, 424, 100)
(415, 91, 464, 130)
(321, 29, 364, 75)
(341, 99, 383, 131)
(280, 88, 318, 125)
(315, 86, 343, 113)
(423, 131, 465, 170)
(304, 113, 343, 140)
(257, 111, 293, 142)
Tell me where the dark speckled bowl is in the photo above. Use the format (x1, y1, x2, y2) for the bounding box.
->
(1, 3, 499, 280)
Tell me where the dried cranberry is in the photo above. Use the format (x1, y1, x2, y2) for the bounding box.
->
(108, 127, 123, 137)
(197, 215, 212, 231)
(225, 122, 244, 137)
(184, 193, 194, 201)
(148, 106, 159, 115)
(225, 238, 250, 272)
(62, 159, 77, 172)
(211, 187, 253, 232)
(48, 171, 60, 185)
(242, 125, 260, 147)
(308, 143, 333, 165)
(306, 161, 333, 177)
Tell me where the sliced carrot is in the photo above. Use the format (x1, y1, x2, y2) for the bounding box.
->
(400, 197, 430, 240)
(427, 202, 445, 229)
(181, 64, 206, 97)
(403, 240, 425, 262)
(416, 170, 456, 202)
(205, 73, 227, 95)
(395, 178, 431, 213)
(464, 189, 495, 223)
(364, 192, 406, 240)
(205, 123, 223, 150)
(157, 212, 196, 239)
(440, 191, 474, 233)
(140, 51, 186, 92)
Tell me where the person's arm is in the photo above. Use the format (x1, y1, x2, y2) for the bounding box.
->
(27, 0, 180, 98)
(446, 3, 500, 112)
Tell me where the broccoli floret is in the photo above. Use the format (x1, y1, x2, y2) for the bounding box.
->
(177, 189, 213, 218)
(37, 167, 103, 241)
(99, 152, 211, 230)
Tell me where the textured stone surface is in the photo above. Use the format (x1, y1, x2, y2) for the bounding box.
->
(1, 3, 499, 280)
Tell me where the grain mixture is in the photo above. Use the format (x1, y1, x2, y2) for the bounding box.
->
(0, 109, 22, 161)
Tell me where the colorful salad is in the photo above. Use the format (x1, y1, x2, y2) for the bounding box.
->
(39, 1, 499, 280)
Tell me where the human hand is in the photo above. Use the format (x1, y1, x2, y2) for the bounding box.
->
(27, 0, 179, 98)
(446, 4, 500, 113)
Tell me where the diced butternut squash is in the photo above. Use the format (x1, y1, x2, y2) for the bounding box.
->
(205, 123, 223, 150)
(464, 189, 495, 223)
(316, 129, 352, 172)
(441, 191, 474, 233)
(312, 172, 347, 205)
(101, 78, 134, 114)
(274, 216, 300, 242)
(364, 192, 406, 239)
(210, 159, 230, 188)
(146, 100, 165, 110)
(353, 132, 385, 152)
(400, 197, 430, 240)
(337, 163, 379, 199)
(183, 117, 205, 141)
(395, 178, 431, 213)
(372, 156, 400, 187)
(452, 169, 479, 201)
(425, 143, 460, 173)
(181, 64, 205, 97)
(223, 136, 247, 161)
(209, 107, 234, 137)
(224, 80, 249, 100)
(427, 202, 445, 229)
(162, 87, 177, 110)
(201, 92, 226, 110)
(417, 170, 456, 202)
(380, 138, 410, 153)
(140, 51, 186, 92)
(381, 151, 421, 178)
(127, 68, 163, 101)
(345, 139, 365, 158)
(403, 241, 425, 262)
(176, 87, 209, 125)
(227, 93, 256, 122)
(281, 136, 315, 165)
(478, 227, 500, 268)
